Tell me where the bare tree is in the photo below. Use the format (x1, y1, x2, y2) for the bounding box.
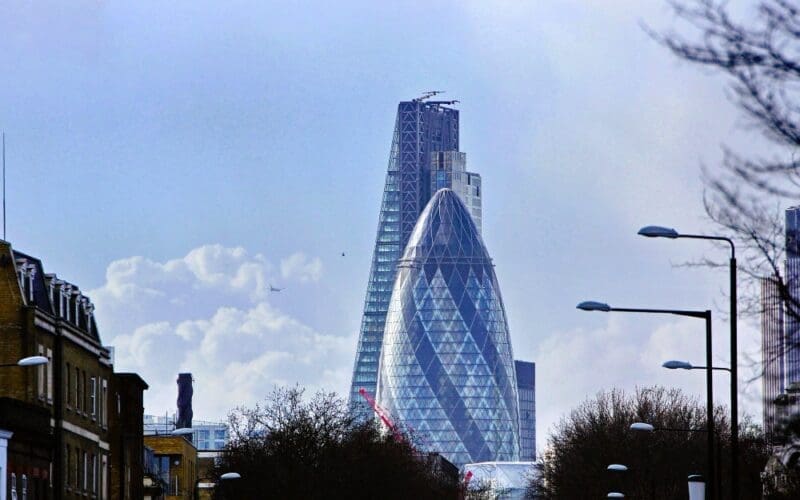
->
(534, 386, 769, 499)
(647, 0, 800, 374)
(211, 386, 462, 499)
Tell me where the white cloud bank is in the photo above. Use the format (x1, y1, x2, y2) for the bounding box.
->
(90, 244, 354, 420)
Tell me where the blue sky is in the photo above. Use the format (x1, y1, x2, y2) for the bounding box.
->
(0, 1, 767, 450)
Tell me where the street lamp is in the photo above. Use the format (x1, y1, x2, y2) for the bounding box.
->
(170, 427, 194, 436)
(630, 422, 655, 432)
(0, 356, 48, 368)
(639, 224, 739, 500)
(577, 301, 715, 499)
(607, 493, 624, 498)
(662, 360, 731, 372)
(607, 464, 628, 472)
(688, 474, 706, 500)
(631, 421, 721, 498)
(218, 472, 241, 500)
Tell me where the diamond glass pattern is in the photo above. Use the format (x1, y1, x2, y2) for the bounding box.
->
(377, 189, 520, 467)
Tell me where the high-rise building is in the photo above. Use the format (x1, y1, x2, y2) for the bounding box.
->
(784, 207, 800, 387)
(514, 360, 536, 460)
(761, 206, 800, 440)
(349, 99, 463, 418)
(431, 151, 482, 234)
(762, 277, 785, 441)
(376, 189, 520, 466)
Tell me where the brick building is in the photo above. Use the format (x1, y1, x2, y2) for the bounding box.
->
(0, 241, 147, 500)
(142, 435, 197, 500)
(109, 374, 148, 500)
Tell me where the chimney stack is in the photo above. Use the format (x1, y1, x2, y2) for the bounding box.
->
(176, 373, 193, 431)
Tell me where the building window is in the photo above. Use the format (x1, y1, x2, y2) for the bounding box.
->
(46, 348, 53, 402)
(61, 290, 68, 320)
(75, 367, 81, 412)
(91, 454, 97, 493)
(83, 371, 88, 414)
(73, 295, 80, 325)
(125, 466, 131, 498)
(101, 379, 108, 426)
(83, 451, 88, 490)
(90, 377, 97, 418)
(37, 345, 45, 398)
(66, 445, 71, 487)
(66, 363, 72, 409)
(101, 454, 108, 500)
(10, 473, 16, 500)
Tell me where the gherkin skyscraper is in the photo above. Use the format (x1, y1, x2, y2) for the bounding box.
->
(349, 98, 468, 419)
(376, 189, 520, 466)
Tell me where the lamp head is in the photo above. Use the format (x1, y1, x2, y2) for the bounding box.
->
(607, 493, 625, 499)
(220, 472, 241, 480)
(630, 422, 655, 432)
(17, 356, 48, 367)
(607, 464, 628, 472)
(662, 360, 693, 370)
(638, 225, 679, 239)
(171, 427, 194, 436)
(576, 301, 611, 312)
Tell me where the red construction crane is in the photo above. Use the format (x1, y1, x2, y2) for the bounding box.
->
(358, 387, 403, 442)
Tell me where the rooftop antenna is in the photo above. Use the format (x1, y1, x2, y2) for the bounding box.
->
(2, 132, 5, 240)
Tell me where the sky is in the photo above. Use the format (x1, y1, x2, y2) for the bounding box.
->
(0, 1, 771, 451)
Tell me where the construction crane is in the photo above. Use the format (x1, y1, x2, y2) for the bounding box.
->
(414, 90, 445, 102)
(358, 387, 404, 442)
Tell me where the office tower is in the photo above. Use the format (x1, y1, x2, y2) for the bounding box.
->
(376, 189, 520, 466)
(515, 360, 536, 460)
(784, 207, 800, 386)
(349, 98, 463, 418)
(761, 206, 800, 440)
(762, 277, 785, 441)
(431, 151, 482, 234)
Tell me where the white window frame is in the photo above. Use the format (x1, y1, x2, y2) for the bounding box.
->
(101, 379, 108, 426)
(46, 348, 53, 403)
(90, 376, 97, 419)
(36, 345, 44, 398)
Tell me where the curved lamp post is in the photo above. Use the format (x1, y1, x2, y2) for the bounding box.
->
(578, 301, 715, 499)
(639, 224, 739, 500)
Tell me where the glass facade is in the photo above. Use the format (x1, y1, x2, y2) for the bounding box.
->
(762, 277, 785, 441)
(514, 360, 536, 460)
(430, 151, 482, 234)
(377, 189, 520, 466)
(349, 100, 461, 419)
(761, 206, 800, 439)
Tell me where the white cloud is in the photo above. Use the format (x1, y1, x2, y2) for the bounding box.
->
(280, 252, 323, 283)
(90, 244, 348, 420)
